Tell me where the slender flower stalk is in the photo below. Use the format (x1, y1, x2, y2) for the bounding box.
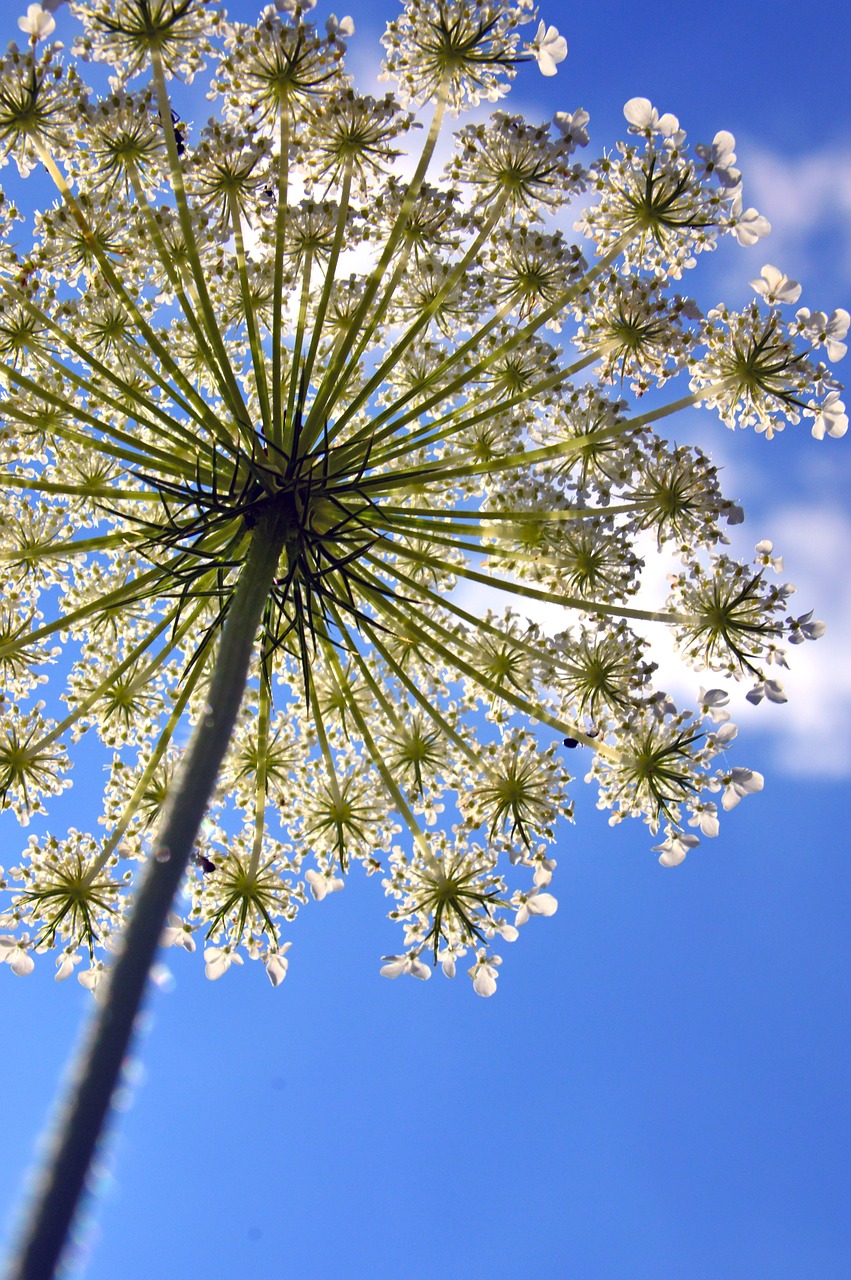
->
(0, 0, 846, 1274)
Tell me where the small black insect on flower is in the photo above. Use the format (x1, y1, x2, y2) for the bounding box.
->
(170, 109, 188, 158)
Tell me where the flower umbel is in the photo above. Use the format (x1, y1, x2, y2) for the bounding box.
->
(0, 0, 843, 1007)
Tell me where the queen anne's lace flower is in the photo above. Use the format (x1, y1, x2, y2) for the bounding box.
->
(0, 0, 844, 998)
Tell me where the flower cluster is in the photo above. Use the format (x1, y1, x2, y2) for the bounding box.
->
(0, 0, 844, 995)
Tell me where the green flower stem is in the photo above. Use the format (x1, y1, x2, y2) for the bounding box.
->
(127, 164, 223, 365)
(624, 381, 736, 430)
(0, 356, 203, 480)
(90, 647, 214, 879)
(29, 605, 183, 754)
(351, 348, 599, 463)
(0, 529, 147, 563)
(271, 110, 291, 451)
(375, 505, 619, 531)
(30, 593, 214, 767)
(369, 539, 683, 626)
(321, 633, 430, 857)
(330, 601, 541, 801)
(0, 273, 220, 449)
(345, 297, 518, 448)
(0, 566, 164, 663)
(303, 662, 350, 867)
(363, 355, 585, 459)
(298, 160, 354, 408)
(149, 52, 254, 440)
(356, 569, 599, 747)
(305, 79, 450, 437)
(283, 248, 314, 451)
(229, 193, 273, 440)
(0, 475, 156, 502)
(127, 163, 253, 454)
(324, 192, 510, 442)
(370, 514, 572, 568)
(5, 505, 288, 1280)
(361, 547, 590, 684)
(248, 662, 272, 878)
(343, 237, 632, 451)
(300, 248, 413, 453)
(351, 614, 481, 766)
(32, 140, 241, 448)
(362, 571, 618, 757)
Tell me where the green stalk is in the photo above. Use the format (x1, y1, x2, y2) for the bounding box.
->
(320, 632, 430, 857)
(326, 193, 510, 441)
(297, 160, 354, 408)
(127, 161, 241, 424)
(271, 110, 291, 450)
(32, 141, 243, 447)
(304, 80, 450, 438)
(229, 192, 273, 439)
(5, 504, 288, 1280)
(283, 248, 314, 452)
(149, 53, 254, 440)
(248, 661, 273, 877)
(360, 569, 618, 757)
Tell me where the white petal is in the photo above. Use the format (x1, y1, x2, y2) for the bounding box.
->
(472, 967, 497, 997)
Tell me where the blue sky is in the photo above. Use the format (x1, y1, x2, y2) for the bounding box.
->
(1, 2, 850, 1278)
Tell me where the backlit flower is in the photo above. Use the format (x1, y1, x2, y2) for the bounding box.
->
(0, 0, 843, 999)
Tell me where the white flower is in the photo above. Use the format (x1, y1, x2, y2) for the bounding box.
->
(528, 22, 567, 77)
(55, 949, 82, 981)
(325, 14, 354, 38)
(745, 680, 787, 706)
(305, 868, 345, 901)
(721, 768, 765, 810)
(529, 851, 557, 887)
(623, 97, 680, 137)
(809, 391, 848, 440)
(204, 946, 244, 980)
(653, 830, 699, 867)
(379, 952, 431, 981)
(727, 192, 771, 246)
(17, 4, 56, 41)
(694, 130, 740, 188)
(793, 307, 850, 362)
(688, 802, 720, 838)
(749, 264, 802, 306)
(0, 933, 35, 975)
(264, 943, 292, 987)
(697, 687, 731, 723)
(754, 540, 784, 572)
(785, 609, 826, 644)
(78, 960, 106, 993)
(468, 951, 501, 997)
(513, 887, 558, 926)
(553, 107, 590, 149)
(160, 912, 196, 951)
(710, 722, 738, 749)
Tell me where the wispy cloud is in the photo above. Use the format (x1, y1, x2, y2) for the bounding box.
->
(740, 140, 851, 294)
(452, 499, 851, 779)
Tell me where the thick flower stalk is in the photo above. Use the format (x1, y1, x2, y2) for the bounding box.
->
(0, 0, 846, 1010)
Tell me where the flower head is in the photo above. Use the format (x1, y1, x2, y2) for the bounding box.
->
(0, 0, 843, 994)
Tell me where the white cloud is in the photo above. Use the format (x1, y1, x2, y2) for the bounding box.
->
(744, 504, 851, 776)
(740, 141, 851, 289)
(451, 501, 851, 779)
